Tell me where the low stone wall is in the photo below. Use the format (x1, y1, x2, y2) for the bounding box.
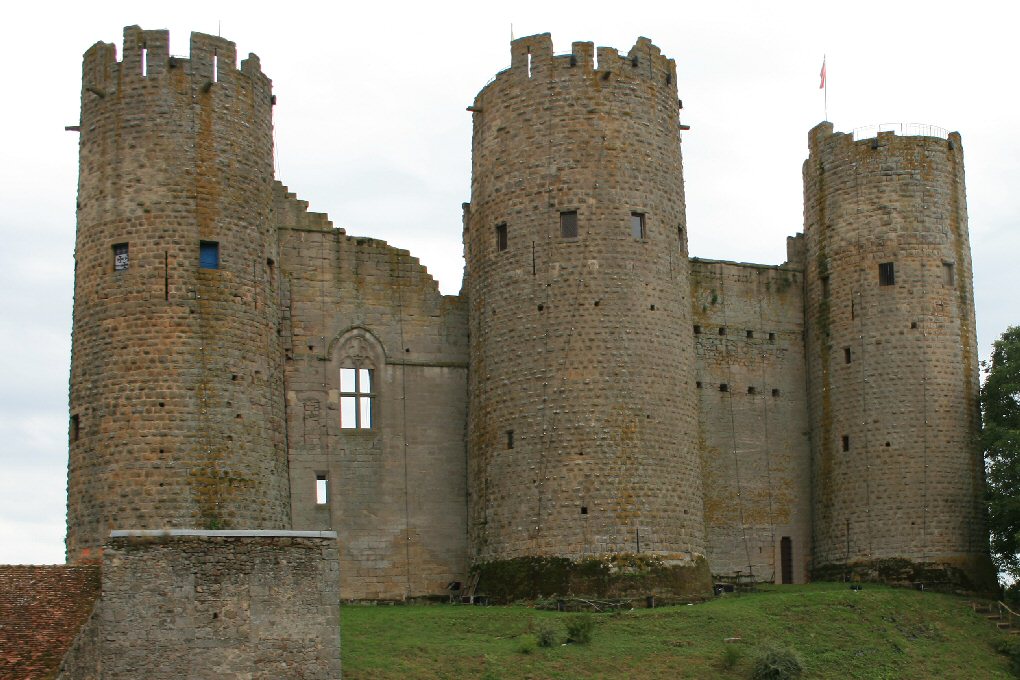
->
(91, 531, 341, 679)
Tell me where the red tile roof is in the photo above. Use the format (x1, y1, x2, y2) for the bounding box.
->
(0, 565, 100, 680)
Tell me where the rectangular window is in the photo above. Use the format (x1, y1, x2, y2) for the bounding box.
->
(943, 262, 955, 286)
(821, 275, 830, 299)
(200, 241, 220, 269)
(844, 347, 852, 364)
(113, 243, 129, 272)
(842, 435, 850, 452)
(506, 430, 514, 449)
(630, 212, 646, 239)
(879, 262, 895, 286)
(70, 414, 79, 444)
(496, 223, 508, 252)
(315, 474, 328, 504)
(746, 330, 754, 339)
(560, 211, 578, 238)
(719, 383, 729, 392)
(340, 367, 374, 429)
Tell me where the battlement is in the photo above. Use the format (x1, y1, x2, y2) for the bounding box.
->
(808, 120, 962, 154)
(488, 33, 676, 94)
(82, 25, 269, 102)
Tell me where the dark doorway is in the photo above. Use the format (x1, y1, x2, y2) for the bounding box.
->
(780, 536, 793, 584)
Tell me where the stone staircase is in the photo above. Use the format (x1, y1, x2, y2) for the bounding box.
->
(971, 600, 1020, 635)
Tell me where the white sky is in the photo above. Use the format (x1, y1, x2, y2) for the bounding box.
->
(1, 0, 1016, 564)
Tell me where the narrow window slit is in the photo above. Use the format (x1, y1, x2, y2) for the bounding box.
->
(315, 474, 328, 504)
(496, 223, 508, 252)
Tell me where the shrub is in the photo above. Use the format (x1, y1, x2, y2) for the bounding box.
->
(995, 637, 1020, 678)
(721, 644, 742, 669)
(750, 645, 805, 680)
(566, 614, 595, 644)
(535, 621, 560, 648)
(516, 641, 535, 655)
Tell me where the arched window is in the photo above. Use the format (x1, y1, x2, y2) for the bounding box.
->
(336, 333, 378, 430)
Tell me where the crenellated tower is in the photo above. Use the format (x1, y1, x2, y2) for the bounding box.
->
(464, 34, 711, 597)
(67, 26, 289, 560)
(802, 122, 994, 589)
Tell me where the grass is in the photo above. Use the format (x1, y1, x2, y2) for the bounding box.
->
(340, 583, 1013, 679)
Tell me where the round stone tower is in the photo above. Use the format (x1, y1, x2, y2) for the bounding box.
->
(464, 34, 710, 598)
(67, 26, 289, 561)
(802, 122, 994, 589)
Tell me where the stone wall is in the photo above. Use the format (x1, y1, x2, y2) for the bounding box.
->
(68, 27, 289, 560)
(803, 123, 993, 588)
(691, 259, 812, 584)
(275, 185, 469, 600)
(91, 531, 340, 679)
(464, 33, 709, 597)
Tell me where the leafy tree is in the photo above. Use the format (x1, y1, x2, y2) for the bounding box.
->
(983, 326, 1020, 578)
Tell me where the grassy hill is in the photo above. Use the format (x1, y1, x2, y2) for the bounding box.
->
(339, 583, 1014, 679)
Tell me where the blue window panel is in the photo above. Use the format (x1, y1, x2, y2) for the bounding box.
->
(200, 241, 219, 269)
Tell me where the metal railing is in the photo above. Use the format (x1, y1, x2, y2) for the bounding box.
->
(851, 122, 950, 141)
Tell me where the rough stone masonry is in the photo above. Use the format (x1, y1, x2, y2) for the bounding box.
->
(64, 26, 994, 649)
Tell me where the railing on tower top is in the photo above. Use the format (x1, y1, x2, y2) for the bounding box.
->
(851, 122, 950, 141)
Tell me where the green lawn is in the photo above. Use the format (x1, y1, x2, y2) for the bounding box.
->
(340, 584, 1014, 679)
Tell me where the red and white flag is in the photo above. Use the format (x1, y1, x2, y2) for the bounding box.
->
(819, 57, 826, 90)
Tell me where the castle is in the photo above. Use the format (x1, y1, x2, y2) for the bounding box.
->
(65, 24, 995, 628)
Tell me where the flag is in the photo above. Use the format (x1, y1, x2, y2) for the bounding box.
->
(819, 57, 826, 90)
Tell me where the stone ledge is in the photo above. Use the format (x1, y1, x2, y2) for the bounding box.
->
(109, 529, 338, 539)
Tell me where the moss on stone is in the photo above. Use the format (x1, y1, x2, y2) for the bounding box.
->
(471, 553, 713, 603)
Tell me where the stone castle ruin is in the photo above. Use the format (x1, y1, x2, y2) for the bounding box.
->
(47, 22, 995, 678)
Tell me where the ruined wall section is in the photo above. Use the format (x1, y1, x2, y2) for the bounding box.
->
(94, 531, 341, 679)
(68, 27, 289, 560)
(465, 34, 709, 594)
(803, 123, 993, 588)
(692, 260, 812, 584)
(275, 184, 468, 600)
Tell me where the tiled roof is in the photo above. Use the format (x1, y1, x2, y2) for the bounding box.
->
(0, 565, 100, 680)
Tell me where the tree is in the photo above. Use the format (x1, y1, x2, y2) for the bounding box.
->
(983, 326, 1020, 579)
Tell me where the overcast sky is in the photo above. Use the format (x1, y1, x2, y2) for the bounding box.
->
(1, 0, 1016, 564)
